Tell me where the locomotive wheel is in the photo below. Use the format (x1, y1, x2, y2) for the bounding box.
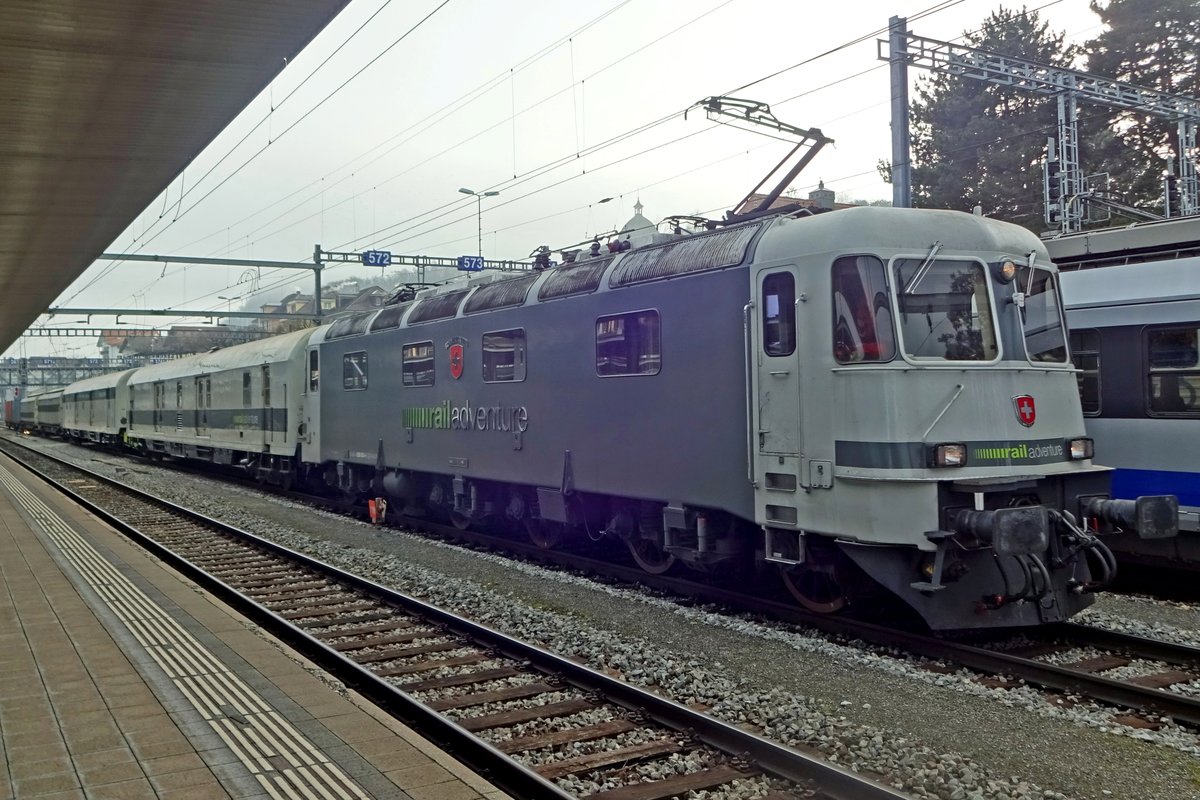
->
(781, 563, 848, 614)
(449, 510, 474, 531)
(524, 518, 563, 550)
(628, 535, 676, 575)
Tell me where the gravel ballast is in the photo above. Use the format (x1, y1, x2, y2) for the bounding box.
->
(14, 437, 1200, 800)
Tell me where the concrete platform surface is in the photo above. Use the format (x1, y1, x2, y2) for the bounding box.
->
(0, 451, 508, 800)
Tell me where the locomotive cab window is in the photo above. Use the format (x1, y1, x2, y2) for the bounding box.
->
(403, 342, 435, 387)
(833, 255, 895, 363)
(1016, 266, 1068, 363)
(308, 350, 319, 392)
(343, 351, 368, 391)
(483, 329, 526, 383)
(894, 257, 998, 362)
(1147, 325, 1200, 416)
(1069, 329, 1101, 415)
(596, 310, 660, 376)
(762, 272, 796, 356)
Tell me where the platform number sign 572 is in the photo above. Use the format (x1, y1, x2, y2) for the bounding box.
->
(361, 250, 392, 267)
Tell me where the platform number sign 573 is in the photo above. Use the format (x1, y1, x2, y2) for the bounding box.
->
(361, 250, 392, 267)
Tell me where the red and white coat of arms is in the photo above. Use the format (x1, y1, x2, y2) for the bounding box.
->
(1012, 394, 1036, 427)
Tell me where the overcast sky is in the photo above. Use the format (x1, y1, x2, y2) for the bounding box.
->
(8, 0, 1103, 359)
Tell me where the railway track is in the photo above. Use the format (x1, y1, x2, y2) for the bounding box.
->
(0, 439, 906, 800)
(8, 436, 1200, 731)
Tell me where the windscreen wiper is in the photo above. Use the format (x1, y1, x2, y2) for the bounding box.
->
(902, 240, 943, 295)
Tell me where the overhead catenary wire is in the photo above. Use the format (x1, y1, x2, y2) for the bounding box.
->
(105, 0, 649, 306)
(55, 0, 450, 312)
(57, 0, 1047, 330)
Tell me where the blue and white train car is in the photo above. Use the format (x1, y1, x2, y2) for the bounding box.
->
(1052, 217, 1200, 565)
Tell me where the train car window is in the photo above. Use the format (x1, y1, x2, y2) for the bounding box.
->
(343, 351, 369, 391)
(762, 273, 796, 357)
(409, 289, 470, 324)
(176, 382, 182, 408)
(1069, 329, 1101, 415)
(609, 223, 761, 287)
(309, 351, 319, 391)
(538, 257, 614, 301)
(369, 302, 411, 332)
(262, 366, 271, 406)
(832, 256, 895, 363)
(325, 316, 356, 339)
(1016, 267, 1068, 363)
(403, 342, 436, 386)
(465, 274, 539, 314)
(596, 311, 661, 376)
(483, 329, 527, 382)
(1146, 325, 1200, 416)
(893, 258, 998, 362)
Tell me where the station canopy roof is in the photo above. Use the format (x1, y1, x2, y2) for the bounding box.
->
(0, 0, 350, 353)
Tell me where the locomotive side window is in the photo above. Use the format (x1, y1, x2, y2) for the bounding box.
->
(894, 258, 998, 361)
(1146, 325, 1200, 416)
(403, 342, 436, 386)
(343, 351, 368, 391)
(832, 256, 894, 363)
(308, 350, 319, 392)
(1069, 329, 1101, 415)
(1017, 266, 1068, 363)
(761, 273, 795, 356)
(483, 329, 526, 383)
(242, 372, 252, 407)
(596, 311, 661, 376)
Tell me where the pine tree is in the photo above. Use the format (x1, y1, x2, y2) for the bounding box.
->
(910, 8, 1076, 229)
(1085, 0, 1200, 210)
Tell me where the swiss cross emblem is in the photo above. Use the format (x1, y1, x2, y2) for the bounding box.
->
(448, 342, 464, 380)
(1013, 395, 1036, 427)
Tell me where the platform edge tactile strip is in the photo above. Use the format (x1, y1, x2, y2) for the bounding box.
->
(0, 463, 372, 800)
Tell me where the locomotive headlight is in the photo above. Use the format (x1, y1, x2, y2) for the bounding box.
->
(1067, 437, 1094, 460)
(931, 443, 967, 467)
(992, 259, 1018, 283)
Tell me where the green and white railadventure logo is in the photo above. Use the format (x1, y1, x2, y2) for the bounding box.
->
(402, 400, 529, 433)
(971, 440, 1064, 466)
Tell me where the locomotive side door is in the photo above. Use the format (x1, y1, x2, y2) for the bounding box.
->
(262, 365, 273, 445)
(194, 376, 208, 436)
(153, 381, 163, 432)
(750, 267, 804, 525)
(301, 346, 321, 462)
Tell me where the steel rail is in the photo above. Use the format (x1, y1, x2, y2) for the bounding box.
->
(394, 517, 1200, 727)
(0, 439, 908, 800)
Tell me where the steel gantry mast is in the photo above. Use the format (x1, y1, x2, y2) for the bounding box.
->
(881, 21, 1200, 233)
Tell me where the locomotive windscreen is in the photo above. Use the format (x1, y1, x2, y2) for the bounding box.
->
(894, 258, 998, 362)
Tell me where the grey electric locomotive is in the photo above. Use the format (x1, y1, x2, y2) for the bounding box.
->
(308, 205, 1176, 630)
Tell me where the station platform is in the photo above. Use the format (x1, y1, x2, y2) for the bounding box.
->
(0, 450, 507, 800)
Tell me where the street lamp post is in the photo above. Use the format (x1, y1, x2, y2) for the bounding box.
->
(217, 295, 241, 327)
(458, 187, 500, 258)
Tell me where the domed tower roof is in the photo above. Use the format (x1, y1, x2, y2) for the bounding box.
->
(619, 199, 655, 244)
